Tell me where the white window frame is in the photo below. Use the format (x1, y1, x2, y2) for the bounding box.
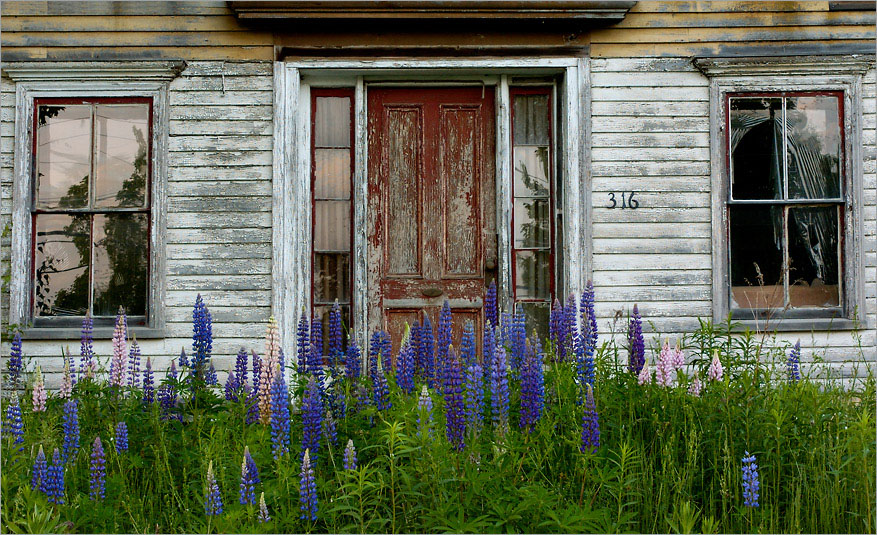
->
(273, 58, 591, 359)
(696, 55, 874, 331)
(4, 61, 184, 339)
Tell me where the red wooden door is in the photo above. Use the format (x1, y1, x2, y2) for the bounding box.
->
(367, 87, 496, 352)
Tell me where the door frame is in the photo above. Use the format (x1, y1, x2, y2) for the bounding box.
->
(273, 57, 591, 369)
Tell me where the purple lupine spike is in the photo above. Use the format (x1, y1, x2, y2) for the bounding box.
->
(61, 399, 80, 463)
(482, 324, 495, 366)
(787, 341, 801, 382)
(235, 348, 248, 390)
(578, 282, 597, 390)
(345, 338, 362, 380)
(328, 302, 343, 373)
(245, 386, 260, 425)
(519, 340, 545, 432)
(297, 312, 310, 374)
(581, 281, 598, 355)
(410, 324, 422, 377)
(142, 357, 155, 404)
(7, 332, 23, 389)
(299, 449, 318, 522)
(627, 305, 645, 375)
(510, 306, 527, 377)
(47, 448, 65, 504)
(251, 350, 262, 393)
(192, 294, 213, 379)
(563, 294, 577, 361)
(373, 362, 391, 412)
(443, 347, 465, 451)
(4, 398, 25, 449)
(258, 492, 271, 523)
(89, 437, 106, 501)
(460, 322, 477, 372)
(500, 312, 512, 349)
(179, 348, 189, 369)
(204, 460, 223, 516)
(343, 439, 357, 470)
(159, 360, 180, 421)
(269, 368, 290, 459)
(484, 280, 498, 330)
(741, 452, 760, 508)
(490, 344, 510, 435)
(301, 376, 323, 464)
(308, 315, 324, 382)
(464, 359, 484, 437)
(396, 340, 415, 395)
(416, 385, 434, 438)
(239, 446, 257, 505)
(324, 408, 338, 446)
(31, 445, 48, 492)
(205, 362, 218, 386)
(549, 298, 564, 361)
(127, 339, 141, 388)
(114, 421, 128, 454)
(436, 301, 453, 390)
(421, 315, 435, 388)
(80, 314, 94, 380)
(225, 370, 239, 401)
(580, 384, 600, 453)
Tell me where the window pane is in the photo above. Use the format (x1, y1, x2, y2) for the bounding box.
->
(34, 214, 90, 316)
(514, 198, 550, 248)
(729, 205, 784, 309)
(94, 104, 150, 208)
(314, 253, 350, 303)
(730, 97, 783, 200)
(513, 95, 549, 145)
(36, 105, 91, 209)
(92, 213, 148, 317)
(314, 149, 351, 199)
(314, 200, 351, 251)
(314, 97, 351, 148)
(513, 146, 550, 197)
(515, 250, 550, 300)
(788, 206, 840, 308)
(787, 96, 841, 200)
(518, 301, 549, 345)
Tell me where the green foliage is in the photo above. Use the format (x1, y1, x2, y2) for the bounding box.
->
(1, 321, 874, 534)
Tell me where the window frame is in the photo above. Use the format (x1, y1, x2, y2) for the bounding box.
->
(5, 60, 183, 339)
(30, 96, 154, 328)
(697, 55, 871, 331)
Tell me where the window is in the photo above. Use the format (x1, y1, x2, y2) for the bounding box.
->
(510, 87, 554, 334)
(727, 93, 844, 315)
(311, 89, 354, 344)
(32, 98, 151, 326)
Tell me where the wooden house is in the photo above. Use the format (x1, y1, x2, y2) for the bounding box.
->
(1, 1, 874, 387)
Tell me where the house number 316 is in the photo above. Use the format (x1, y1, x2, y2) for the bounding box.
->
(607, 191, 639, 209)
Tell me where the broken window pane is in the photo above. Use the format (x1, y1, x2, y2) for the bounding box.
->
(730, 97, 783, 200)
(36, 105, 92, 209)
(787, 96, 841, 200)
(314, 253, 350, 303)
(34, 214, 90, 317)
(314, 149, 351, 199)
(92, 213, 149, 317)
(513, 146, 550, 197)
(729, 205, 784, 309)
(94, 104, 150, 208)
(513, 95, 550, 145)
(515, 250, 550, 300)
(514, 198, 550, 248)
(788, 206, 840, 308)
(314, 97, 351, 148)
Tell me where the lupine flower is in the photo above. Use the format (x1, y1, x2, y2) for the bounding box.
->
(251, 350, 262, 394)
(580, 384, 600, 454)
(787, 341, 801, 382)
(258, 350, 275, 425)
(32, 366, 47, 413)
(80, 315, 94, 380)
(417, 385, 434, 439)
(688, 375, 702, 397)
(59, 355, 73, 399)
(192, 294, 213, 378)
(159, 361, 180, 421)
(343, 439, 357, 470)
(638, 359, 652, 385)
(627, 305, 645, 375)
(410, 324, 423, 377)
(509, 307, 527, 377)
(324, 408, 338, 446)
(373, 362, 391, 412)
(179, 347, 189, 369)
(490, 344, 510, 434)
(345, 339, 362, 380)
(420, 315, 436, 387)
(396, 341, 415, 395)
(127, 339, 141, 388)
(443, 347, 465, 451)
(581, 281, 598, 355)
(204, 460, 223, 516)
(245, 386, 260, 426)
(142, 357, 155, 404)
(707, 350, 723, 382)
(258, 492, 271, 523)
(31, 445, 48, 492)
(549, 298, 565, 361)
(299, 449, 318, 522)
(61, 399, 80, 463)
(328, 302, 344, 373)
(269, 368, 291, 459)
(115, 421, 128, 454)
(234, 348, 248, 391)
(563, 294, 577, 360)
(225, 370, 239, 401)
(464, 360, 484, 436)
(89, 437, 106, 500)
(485, 281, 498, 330)
(436, 302, 453, 390)
(519, 340, 545, 432)
(265, 315, 281, 381)
(500, 312, 512, 350)
(110, 309, 128, 388)
(741, 451, 760, 508)
(297, 312, 310, 374)
(7, 332, 24, 389)
(47, 448, 65, 504)
(4, 398, 24, 449)
(309, 315, 324, 382)
(482, 324, 495, 370)
(655, 340, 679, 388)
(460, 322, 477, 371)
(240, 446, 258, 505)
(301, 376, 323, 463)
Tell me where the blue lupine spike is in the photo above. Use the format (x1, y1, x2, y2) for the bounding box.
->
(115, 421, 128, 454)
(460, 322, 477, 372)
(297, 312, 310, 375)
(580, 384, 600, 453)
(563, 294, 577, 361)
(143, 357, 155, 404)
(443, 347, 465, 451)
(61, 399, 80, 463)
(192, 294, 213, 379)
(269, 370, 291, 459)
(7, 333, 23, 389)
(627, 305, 645, 375)
(519, 339, 545, 432)
(464, 359, 484, 437)
(235, 347, 248, 390)
(373, 362, 391, 412)
(301, 376, 323, 464)
(31, 445, 48, 493)
(299, 449, 318, 522)
(787, 341, 801, 382)
(380, 332, 393, 376)
(490, 344, 509, 435)
(89, 437, 106, 501)
(47, 448, 65, 504)
(308, 315, 324, 382)
(484, 280, 498, 330)
(397, 341, 415, 395)
(4, 398, 24, 450)
(343, 439, 357, 470)
(549, 299, 564, 362)
(421, 315, 435, 388)
(741, 452, 760, 508)
(345, 338, 362, 380)
(127, 340, 141, 388)
(328, 302, 344, 373)
(204, 461, 223, 516)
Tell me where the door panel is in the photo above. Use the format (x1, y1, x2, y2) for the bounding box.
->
(367, 87, 496, 353)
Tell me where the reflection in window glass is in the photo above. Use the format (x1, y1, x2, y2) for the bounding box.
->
(34, 214, 91, 317)
(513, 146, 549, 197)
(92, 213, 148, 316)
(729, 205, 784, 309)
(36, 105, 92, 209)
(730, 98, 783, 200)
(514, 198, 550, 248)
(94, 105, 150, 208)
(787, 97, 841, 200)
(515, 250, 551, 300)
(788, 206, 840, 307)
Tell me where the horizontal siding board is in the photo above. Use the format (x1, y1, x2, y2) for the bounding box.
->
(592, 132, 709, 148)
(0, 46, 274, 61)
(593, 237, 711, 254)
(169, 120, 273, 136)
(593, 222, 712, 239)
(168, 165, 273, 181)
(2, 31, 272, 47)
(1, 2, 230, 16)
(167, 212, 272, 229)
(592, 87, 710, 101)
(166, 243, 272, 260)
(169, 90, 273, 106)
(170, 105, 273, 121)
(168, 180, 272, 197)
(592, 101, 710, 117)
(592, 117, 708, 133)
(166, 228, 269, 245)
(168, 135, 272, 152)
(167, 197, 271, 213)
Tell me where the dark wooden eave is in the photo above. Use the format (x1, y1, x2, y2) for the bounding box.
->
(228, 1, 636, 26)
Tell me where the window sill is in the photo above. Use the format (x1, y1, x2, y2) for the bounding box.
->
(19, 327, 166, 341)
(726, 317, 860, 333)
